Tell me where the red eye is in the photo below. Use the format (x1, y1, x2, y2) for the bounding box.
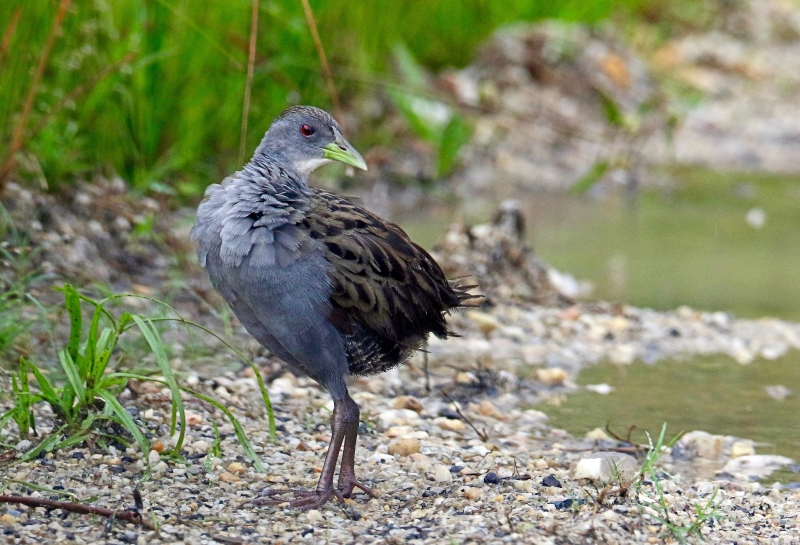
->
(300, 124, 315, 137)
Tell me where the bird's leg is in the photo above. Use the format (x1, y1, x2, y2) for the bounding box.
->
(254, 396, 350, 509)
(336, 395, 377, 499)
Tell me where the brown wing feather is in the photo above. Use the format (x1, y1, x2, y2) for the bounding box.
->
(303, 190, 470, 375)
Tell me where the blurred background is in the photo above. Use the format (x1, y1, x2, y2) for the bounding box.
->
(2, 0, 800, 458)
(2, 0, 799, 316)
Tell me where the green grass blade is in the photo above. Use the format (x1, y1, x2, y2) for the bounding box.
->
(27, 358, 62, 408)
(438, 115, 472, 177)
(85, 300, 107, 379)
(181, 319, 277, 443)
(126, 297, 276, 443)
(54, 432, 92, 452)
(0, 409, 15, 434)
(20, 429, 64, 461)
(62, 284, 83, 363)
(131, 315, 185, 453)
(58, 349, 86, 404)
(92, 327, 115, 377)
(97, 390, 151, 478)
(183, 387, 266, 473)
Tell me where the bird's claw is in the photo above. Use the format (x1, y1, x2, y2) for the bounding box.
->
(253, 480, 375, 509)
(337, 477, 377, 499)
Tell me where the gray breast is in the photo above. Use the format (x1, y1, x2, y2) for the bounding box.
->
(191, 171, 351, 398)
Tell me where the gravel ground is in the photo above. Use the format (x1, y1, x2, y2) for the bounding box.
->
(3, 184, 800, 543)
(1, 366, 799, 545)
(4, 4, 800, 536)
(2, 284, 800, 544)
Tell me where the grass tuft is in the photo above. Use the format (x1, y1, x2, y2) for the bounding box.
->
(636, 424, 725, 543)
(0, 0, 641, 193)
(0, 283, 276, 477)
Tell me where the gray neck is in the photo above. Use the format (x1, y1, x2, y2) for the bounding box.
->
(252, 137, 331, 178)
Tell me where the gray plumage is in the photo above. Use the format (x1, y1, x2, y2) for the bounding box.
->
(191, 106, 472, 508)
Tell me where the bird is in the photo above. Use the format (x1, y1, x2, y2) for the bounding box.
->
(191, 106, 474, 509)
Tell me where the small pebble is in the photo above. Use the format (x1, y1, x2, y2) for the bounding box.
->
(541, 474, 562, 488)
(436, 418, 466, 432)
(434, 465, 453, 483)
(388, 438, 421, 457)
(535, 367, 568, 386)
(148, 450, 161, 464)
(219, 472, 240, 483)
(484, 472, 501, 484)
(462, 487, 482, 500)
(306, 509, 324, 523)
(186, 412, 204, 426)
(393, 395, 423, 413)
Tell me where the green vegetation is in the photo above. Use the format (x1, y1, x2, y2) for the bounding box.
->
(636, 424, 723, 544)
(0, 206, 46, 364)
(0, 0, 648, 195)
(0, 283, 275, 477)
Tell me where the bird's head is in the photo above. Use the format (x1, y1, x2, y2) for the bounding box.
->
(254, 106, 367, 176)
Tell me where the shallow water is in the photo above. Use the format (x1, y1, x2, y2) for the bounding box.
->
(393, 167, 800, 467)
(535, 353, 800, 466)
(398, 168, 800, 321)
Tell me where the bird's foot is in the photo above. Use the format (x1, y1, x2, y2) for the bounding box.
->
(252, 487, 343, 510)
(337, 477, 377, 499)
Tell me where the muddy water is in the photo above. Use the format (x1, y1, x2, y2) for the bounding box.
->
(397, 168, 800, 321)
(392, 168, 800, 465)
(536, 353, 800, 467)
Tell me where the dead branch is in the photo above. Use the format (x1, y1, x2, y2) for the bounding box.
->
(238, 0, 260, 165)
(299, 0, 342, 124)
(0, 0, 72, 186)
(0, 490, 154, 530)
(0, 7, 23, 65)
(441, 390, 489, 442)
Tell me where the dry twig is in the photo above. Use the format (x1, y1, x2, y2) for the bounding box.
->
(0, 7, 23, 65)
(0, 0, 72, 186)
(441, 391, 489, 441)
(299, 0, 342, 123)
(239, 0, 260, 165)
(0, 490, 155, 530)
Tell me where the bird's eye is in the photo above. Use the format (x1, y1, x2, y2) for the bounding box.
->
(300, 124, 315, 137)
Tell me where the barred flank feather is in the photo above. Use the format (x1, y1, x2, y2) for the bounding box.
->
(309, 190, 475, 376)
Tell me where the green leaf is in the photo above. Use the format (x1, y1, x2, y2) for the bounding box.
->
(185, 387, 266, 473)
(598, 90, 624, 128)
(18, 357, 30, 394)
(151, 317, 277, 443)
(93, 327, 116, 378)
(27, 359, 61, 408)
(131, 315, 185, 453)
(63, 285, 83, 363)
(437, 115, 472, 177)
(570, 161, 608, 195)
(132, 301, 277, 443)
(0, 409, 16, 435)
(391, 42, 428, 91)
(21, 429, 64, 461)
(54, 432, 92, 452)
(85, 301, 107, 379)
(97, 390, 151, 478)
(59, 349, 86, 404)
